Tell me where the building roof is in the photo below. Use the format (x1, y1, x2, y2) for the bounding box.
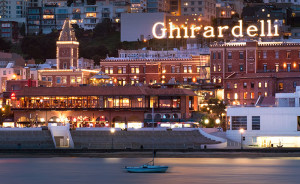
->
(58, 18, 77, 42)
(15, 86, 196, 97)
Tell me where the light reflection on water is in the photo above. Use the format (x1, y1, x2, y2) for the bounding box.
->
(0, 157, 299, 184)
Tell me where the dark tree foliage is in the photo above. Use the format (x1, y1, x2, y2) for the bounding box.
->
(67, 0, 74, 6)
(19, 23, 26, 36)
(87, 0, 96, 5)
(92, 55, 101, 65)
(21, 32, 59, 61)
(0, 37, 12, 52)
(93, 18, 115, 37)
(244, 0, 263, 3)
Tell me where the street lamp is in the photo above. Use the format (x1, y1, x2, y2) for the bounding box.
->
(110, 128, 115, 149)
(240, 128, 244, 149)
(204, 119, 209, 125)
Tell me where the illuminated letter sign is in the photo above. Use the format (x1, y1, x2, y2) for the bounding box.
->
(152, 20, 280, 39)
(152, 22, 167, 39)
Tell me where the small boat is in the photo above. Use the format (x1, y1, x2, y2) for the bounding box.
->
(125, 160, 168, 173)
(125, 108, 169, 173)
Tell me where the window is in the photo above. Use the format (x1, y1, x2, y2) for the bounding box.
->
(217, 65, 221, 72)
(228, 64, 232, 72)
(275, 51, 279, 59)
(228, 52, 232, 59)
(184, 66, 188, 73)
(265, 92, 268, 97)
(263, 64, 267, 72)
(251, 92, 254, 99)
(240, 64, 244, 71)
(265, 82, 268, 88)
(243, 82, 247, 88)
(251, 82, 254, 88)
(234, 83, 237, 88)
(232, 116, 247, 130)
(136, 67, 139, 74)
(239, 52, 244, 59)
(263, 51, 267, 59)
(279, 82, 283, 91)
(131, 67, 135, 73)
(213, 52, 216, 59)
(56, 77, 61, 84)
(123, 67, 126, 74)
(62, 76, 67, 84)
(213, 78, 216, 83)
(213, 65, 216, 72)
(109, 67, 113, 74)
(42, 77, 46, 81)
(3, 70, 6, 75)
(218, 78, 222, 83)
(218, 52, 221, 59)
(105, 67, 109, 74)
(226, 83, 230, 89)
(188, 66, 192, 73)
(258, 82, 262, 88)
(294, 81, 297, 88)
(287, 64, 291, 72)
(227, 93, 230, 99)
(48, 77, 52, 82)
(118, 67, 122, 74)
(71, 76, 75, 83)
(275, 64, 279, 72)
(287, 51, 291, 59)
(234, 93, 238, 100)
(252, 116, 260, 130)
(77, 77, 82, 83)
(171, 66, 175, 73)
(244, 92, 247, 99)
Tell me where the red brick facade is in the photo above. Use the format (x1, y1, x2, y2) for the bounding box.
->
(210, 42, 300, 105)
(100, 55, 210, 85)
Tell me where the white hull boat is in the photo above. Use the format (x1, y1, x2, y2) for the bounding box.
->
(125, 165, 168, 173)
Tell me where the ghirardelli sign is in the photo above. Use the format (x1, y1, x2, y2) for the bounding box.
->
(152, 20, 279, 39)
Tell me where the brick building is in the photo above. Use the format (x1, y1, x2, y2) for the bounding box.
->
(100, 55, 210, 86)
(210, 41, 300, 106)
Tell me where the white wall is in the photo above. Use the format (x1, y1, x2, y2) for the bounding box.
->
(226, 107, 300, 147)
(121, 13, 166, 42)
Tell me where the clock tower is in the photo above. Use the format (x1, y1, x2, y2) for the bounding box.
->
(56, 18, 79, 69)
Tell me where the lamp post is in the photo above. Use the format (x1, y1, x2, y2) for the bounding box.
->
(110, 128, 115, 149)
(215, 118, 220, 130)
(240, 128, 244, 150)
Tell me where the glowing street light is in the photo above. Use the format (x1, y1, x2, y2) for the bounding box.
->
(215, 119, 220, 124)
(204, 119, 209, 124)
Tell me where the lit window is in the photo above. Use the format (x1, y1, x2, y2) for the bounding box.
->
(251, 92, 254, 99)
(71, 76, 76, 83)
(234, 93, 238, 100)
(184, 66, 188, 73)
(77, 77, 82, 83)
(188, 66, 192, 73)
(264, 82, 267, 88)
(123, 67, 126, 74)
(264, 92, 268, 97)
(258, 82, 262, 88)
(131, 67, 135, 73)
(110, 67, 113, 74)
(234, 83, 237, 88)
(275, 64, 279, 72)
(287, 51, 291, 59)
(213, 65, 216, 72)
(56, 77, 61, 84)
(62, 76, 67, 84)
(118, 67, 122, 74)
(244, 92, 247, 99)
(86, 13, 96, 17)
(136, 67, 139, 74)
(43, 15, 54, 19)
(227, 93, 230, 99)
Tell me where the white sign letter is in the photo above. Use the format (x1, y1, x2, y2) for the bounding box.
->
(232, 20, 243, 37)
(152, 22, 166, 39)
(247, 25, 258, 37)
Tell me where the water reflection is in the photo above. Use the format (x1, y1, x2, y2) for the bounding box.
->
(0, 157, 299, 184)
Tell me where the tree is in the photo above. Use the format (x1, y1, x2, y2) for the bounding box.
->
(19, 23, 26, 36)
(67, 0, 74, 6)
(92, 55, 101, 66)
(87, 0, 96, 5)
(0, 37, 11, 52)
